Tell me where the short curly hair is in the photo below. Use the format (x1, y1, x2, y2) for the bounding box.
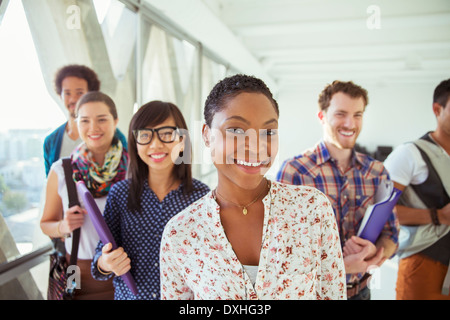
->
(318, 80, 368, 112)
(54, 64, 100, 95)
(204, 74, 279, 127)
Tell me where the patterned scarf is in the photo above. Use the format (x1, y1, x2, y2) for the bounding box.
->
(71, 138, 128, 198)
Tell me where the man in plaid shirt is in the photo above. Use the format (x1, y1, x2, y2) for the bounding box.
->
(277, 80, 399, 300)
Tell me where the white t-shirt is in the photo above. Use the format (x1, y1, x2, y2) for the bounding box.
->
(243, 265, 258, 286)
(60, 129, 82, 158)
(384, 143, 429, 187)
(51, 158, 107, 260)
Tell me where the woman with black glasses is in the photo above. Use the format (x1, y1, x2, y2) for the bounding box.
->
(91, 101, 210, 300)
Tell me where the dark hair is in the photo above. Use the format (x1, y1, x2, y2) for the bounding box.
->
(54, 64, 100, 95)
(203, 74, 279, 127)
(318, 80, 369, 112)
(433, 79, 450, 107)
(127, 101, 193, 213)
(75, 91, 118, 120)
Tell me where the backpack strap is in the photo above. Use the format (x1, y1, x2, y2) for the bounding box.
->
(412, 137, 450, 209)
(62, 157, 81, 267)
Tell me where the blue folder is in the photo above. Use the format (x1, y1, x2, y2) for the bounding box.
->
(357, 184, 402, 243)
(76, 181, 138, 295)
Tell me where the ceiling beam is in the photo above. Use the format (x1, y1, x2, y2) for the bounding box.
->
(254, 41, 450, 59)
(230, 13, 450, 37)
(242, 25, 450, 51)
(278, 68, 449, 83)
(271, 58, 450, 74)
(221, 0, 450, 27)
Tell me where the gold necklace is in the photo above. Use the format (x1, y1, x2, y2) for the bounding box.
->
(214, 179, 270, 215)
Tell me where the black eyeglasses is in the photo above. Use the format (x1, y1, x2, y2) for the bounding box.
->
(133, 126, 179, 145)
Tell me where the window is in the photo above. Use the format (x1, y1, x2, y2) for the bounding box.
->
(0, 0, 241, 299)
(0, 0, 59, 299)
(0, 0, 57, 256)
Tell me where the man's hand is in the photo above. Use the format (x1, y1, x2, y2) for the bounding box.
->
(438, 203, 450, 225)
(343, 236, 386, 274)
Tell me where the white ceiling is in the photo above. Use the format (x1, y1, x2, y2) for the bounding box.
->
(146, 0, 450, 93)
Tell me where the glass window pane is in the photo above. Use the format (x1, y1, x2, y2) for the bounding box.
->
(0, 0, 53, 259)
(198, 55, 230, 186)
(1, 0, 137, 299)
(94, 0, 136, 81)
(141, 22, 177, 103)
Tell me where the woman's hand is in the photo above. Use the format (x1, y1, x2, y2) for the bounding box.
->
(59, 205, 86, 235)
(98, 243, 131, 276)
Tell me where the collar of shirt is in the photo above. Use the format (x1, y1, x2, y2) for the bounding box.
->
(144, 178, 184, 200)
(315, 140, 367, 172)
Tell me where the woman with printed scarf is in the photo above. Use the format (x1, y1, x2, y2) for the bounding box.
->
(41, 91, 128, 300)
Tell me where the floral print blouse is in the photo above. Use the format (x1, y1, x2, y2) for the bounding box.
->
(160, 181, 346, 300)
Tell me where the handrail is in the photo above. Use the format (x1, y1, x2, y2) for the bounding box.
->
(0, 243, 53, 286)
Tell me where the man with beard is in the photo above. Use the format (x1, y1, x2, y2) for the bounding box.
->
(43, 64, 127, 176)
(277, 80, 399, 300)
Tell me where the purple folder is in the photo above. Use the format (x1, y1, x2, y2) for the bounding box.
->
(76, 181, 138, 295)
(357, 187, 402, 243)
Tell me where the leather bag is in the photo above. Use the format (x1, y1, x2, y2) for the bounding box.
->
(47, 158, 81, 300)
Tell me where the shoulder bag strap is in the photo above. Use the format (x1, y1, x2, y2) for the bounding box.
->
(62, 157, 81, 267)
(412, 142, 450, 209)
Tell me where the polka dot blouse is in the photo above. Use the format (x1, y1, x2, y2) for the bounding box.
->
(91, 178, 210, 300)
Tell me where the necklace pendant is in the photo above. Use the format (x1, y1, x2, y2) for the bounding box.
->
(242, 207, 248, 215)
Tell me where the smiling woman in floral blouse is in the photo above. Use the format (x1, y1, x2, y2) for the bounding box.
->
(160, 74, 346, 300)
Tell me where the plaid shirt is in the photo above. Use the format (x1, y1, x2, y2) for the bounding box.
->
(277, 141, 399, 282)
